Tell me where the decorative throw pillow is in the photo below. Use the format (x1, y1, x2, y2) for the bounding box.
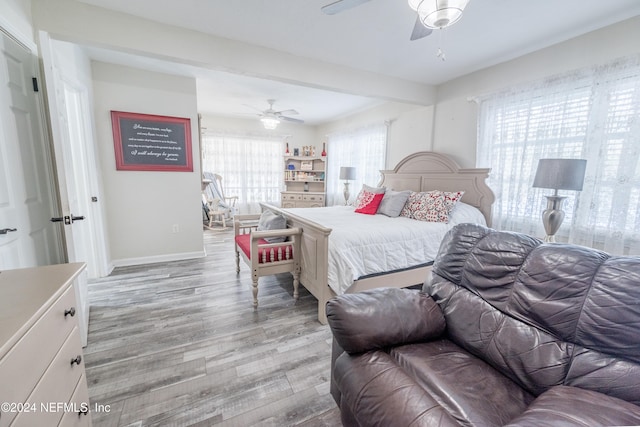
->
(378, 190, 411, 217)
(441, 191, 465, 221)
(401, 191, 445, 222)
(354, 185, 385, 215)
(257, 210, 287, 243)
(399, 190, 465, 222)
(399, 192, 417, 218)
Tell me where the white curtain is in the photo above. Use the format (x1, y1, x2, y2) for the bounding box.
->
(201, 132, 284, 214)
(325, 123, 387, 206)
(477, 55, 640, 255)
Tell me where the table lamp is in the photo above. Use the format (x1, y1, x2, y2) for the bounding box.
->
(339, 166, 357, 205)
(532, 158, 587, 242)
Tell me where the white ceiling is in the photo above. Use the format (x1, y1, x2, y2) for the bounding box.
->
(76, 0, 640, 125)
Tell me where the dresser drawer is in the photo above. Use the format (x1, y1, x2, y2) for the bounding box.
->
(302, 194, 324, 203)
(58, 374, 92, 427)
(11, 327, 84, 427)
(0, 286, 77, 427)
(282, 193, 303, 201)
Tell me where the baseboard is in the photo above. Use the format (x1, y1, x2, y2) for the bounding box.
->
(111, 250, 206, 268)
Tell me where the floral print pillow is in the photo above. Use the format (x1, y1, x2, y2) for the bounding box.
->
(400, 190, 464, 222)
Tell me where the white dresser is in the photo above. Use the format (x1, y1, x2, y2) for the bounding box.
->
(0, 263, 92, 427)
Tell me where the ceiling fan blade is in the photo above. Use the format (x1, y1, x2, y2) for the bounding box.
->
(410, 16, 433, 41)
(321, 0, 371, 15)
(278, 116, 304, 124)
(276, 109, 299, 116)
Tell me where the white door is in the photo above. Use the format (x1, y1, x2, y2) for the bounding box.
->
(0, 30, 63, 268)
(40, 34, 98, 347)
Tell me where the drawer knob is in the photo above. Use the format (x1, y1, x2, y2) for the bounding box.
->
(70, 355, 82, 366)
(64, 307, 76, 317)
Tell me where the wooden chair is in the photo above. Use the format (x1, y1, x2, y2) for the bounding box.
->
(202, 195, 231, 228)
(202, 173, 238, 228)
(234, 214, 302, 307)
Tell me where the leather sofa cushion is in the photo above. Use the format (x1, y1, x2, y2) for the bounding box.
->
(391, 340, 534, 426)
(334, 350, 459, 426)
(335, 339, 535, 427)
(504, 385, 640, 427)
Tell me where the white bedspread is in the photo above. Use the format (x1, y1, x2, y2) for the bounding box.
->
(285, 203, 486, 295)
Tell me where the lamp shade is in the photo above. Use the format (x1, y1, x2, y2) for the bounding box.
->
(339, 166, 357, 180)
(533, 159, 587, 191)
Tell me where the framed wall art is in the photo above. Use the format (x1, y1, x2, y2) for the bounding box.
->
(111, 111, 193, 172)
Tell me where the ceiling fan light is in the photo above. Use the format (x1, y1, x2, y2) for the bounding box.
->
(261, 116, 280, 130)
(418, 0, 470, 29)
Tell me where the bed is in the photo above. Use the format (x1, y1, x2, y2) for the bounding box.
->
(261, 151, 495, 324)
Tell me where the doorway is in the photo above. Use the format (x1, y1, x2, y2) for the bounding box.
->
(0, 28, 63, 269)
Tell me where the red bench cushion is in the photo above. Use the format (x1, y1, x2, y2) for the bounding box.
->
(235, 233, 294, 263)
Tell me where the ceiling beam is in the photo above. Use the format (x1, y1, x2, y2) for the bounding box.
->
(32, 0, 437, 106)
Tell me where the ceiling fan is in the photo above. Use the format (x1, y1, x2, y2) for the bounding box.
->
(246, 99, 304, 129)
(322, 0, 468, 41)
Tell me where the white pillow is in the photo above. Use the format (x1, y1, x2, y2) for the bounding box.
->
(448, 202, 487, 226)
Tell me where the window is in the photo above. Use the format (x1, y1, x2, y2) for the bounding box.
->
(201, 132, 283, 213)
(477, 55, 640, 255)
(326, 123, 387, 206)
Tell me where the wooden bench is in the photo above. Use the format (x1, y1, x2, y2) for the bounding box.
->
(234, 214, 302, 307)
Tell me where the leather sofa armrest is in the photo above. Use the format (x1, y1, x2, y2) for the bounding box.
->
(329, 338, 344, 406)
(504, 385, 640, 427)
(326, 288, 445, 354)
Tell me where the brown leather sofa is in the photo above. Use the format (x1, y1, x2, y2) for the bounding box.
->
(327, 223, 640, 426)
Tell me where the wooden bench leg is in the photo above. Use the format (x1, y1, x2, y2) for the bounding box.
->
(235, 247, 240, 274)
(292, 265, 300, 300)
(252, 269, 259, 308)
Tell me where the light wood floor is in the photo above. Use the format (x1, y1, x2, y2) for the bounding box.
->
(84, 227, 342, 426)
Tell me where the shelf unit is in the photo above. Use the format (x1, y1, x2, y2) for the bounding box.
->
(282, 155, 326, 208)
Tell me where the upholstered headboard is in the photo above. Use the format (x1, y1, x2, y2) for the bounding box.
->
(379, 152, 495, 226)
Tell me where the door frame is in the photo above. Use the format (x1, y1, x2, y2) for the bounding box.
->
(38, 30, 111, 278)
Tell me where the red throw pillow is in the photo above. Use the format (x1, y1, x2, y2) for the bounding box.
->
(354, 190, 385, 214)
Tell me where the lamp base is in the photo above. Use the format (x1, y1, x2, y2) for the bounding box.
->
(542, 195, 567, 243)
(343, 182, 351, 205)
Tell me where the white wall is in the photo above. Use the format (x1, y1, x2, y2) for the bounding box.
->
(200, 114, 317, 152)
(432, 16, 640, 168)
(92, 61, 203, 265)
(316, 102, 434, 169)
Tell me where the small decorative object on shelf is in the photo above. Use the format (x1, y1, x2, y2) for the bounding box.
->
(304, 182, 309, 192)
(285, 142, 290, 155)
(293, 148, 299, 156)
(321, 143, 327, 157)
(311, 145, 316, 156)
(300, 160, 313, 171)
